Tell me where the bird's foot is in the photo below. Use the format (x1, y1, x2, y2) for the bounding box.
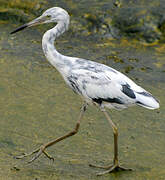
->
(15, 145, 54, 163)
(89, 162, 132, 176)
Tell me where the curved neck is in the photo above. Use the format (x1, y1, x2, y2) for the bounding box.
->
(42, 22, 69, 71)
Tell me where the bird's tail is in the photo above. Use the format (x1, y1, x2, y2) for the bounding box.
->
(135, 91, 159, 110)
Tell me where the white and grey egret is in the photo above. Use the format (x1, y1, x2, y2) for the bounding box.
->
(11, 7, 159, 175)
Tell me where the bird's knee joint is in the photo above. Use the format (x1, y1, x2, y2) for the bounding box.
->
(40, 145, 46, 151)
(113, 127, 118, 136)
(70, 129, 78, 135)
(70, 123, 80, 135)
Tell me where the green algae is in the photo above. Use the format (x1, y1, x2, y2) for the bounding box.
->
(0, 0, 49, 24)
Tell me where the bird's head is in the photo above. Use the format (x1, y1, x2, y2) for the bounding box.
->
(10, 7, 70, 34)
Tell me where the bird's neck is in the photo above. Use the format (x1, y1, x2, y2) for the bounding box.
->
(42, 22, 69, 72)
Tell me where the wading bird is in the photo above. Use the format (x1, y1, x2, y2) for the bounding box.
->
(11, 7, 159, 175)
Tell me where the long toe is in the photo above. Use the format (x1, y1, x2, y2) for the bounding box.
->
(89, 163, 113, 170)
(90, 163, 132, 176)
(15, 148, 40, 159)
(28, 149, 43, 163)
(15, 145, 54, 164)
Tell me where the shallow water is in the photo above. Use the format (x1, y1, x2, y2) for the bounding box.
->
(0, 15, 164, 180)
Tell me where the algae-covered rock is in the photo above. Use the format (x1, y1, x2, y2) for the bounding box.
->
(110, 4, 164, 43)
(3, 0, 165, 43)
(0, 0, 49, 23)
(67, 0, 165, 43)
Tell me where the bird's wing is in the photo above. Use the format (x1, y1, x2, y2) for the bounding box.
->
(67, 59, 139, 104)
(66, 58, 159, 109)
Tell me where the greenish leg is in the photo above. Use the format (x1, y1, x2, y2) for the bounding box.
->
(15, 103, 87, 163)
(89, 108, 132, 176)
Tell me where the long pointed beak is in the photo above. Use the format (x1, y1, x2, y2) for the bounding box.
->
(10, 16, 44, 34)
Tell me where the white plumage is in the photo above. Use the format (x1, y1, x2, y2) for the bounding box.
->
(64, 58, 159, 110)
(11, 7, 159, 175)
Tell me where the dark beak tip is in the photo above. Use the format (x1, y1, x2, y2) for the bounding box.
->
(10, 31, 15, 35)
(10, 24, 28, 34)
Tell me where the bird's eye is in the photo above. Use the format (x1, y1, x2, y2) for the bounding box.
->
(47, 15, 51, 18)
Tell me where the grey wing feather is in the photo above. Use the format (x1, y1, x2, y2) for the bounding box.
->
(66, 58, 159, 110)
(67, 59, 134, 103)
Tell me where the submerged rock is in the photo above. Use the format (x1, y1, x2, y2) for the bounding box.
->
(0, 0, 49, 23)
(69, 0, 165, 43)
(110, 4, 164, 43)
(3, 0, 165, 43)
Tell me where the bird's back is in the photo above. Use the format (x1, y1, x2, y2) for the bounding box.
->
(64, 57, 159, 110)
